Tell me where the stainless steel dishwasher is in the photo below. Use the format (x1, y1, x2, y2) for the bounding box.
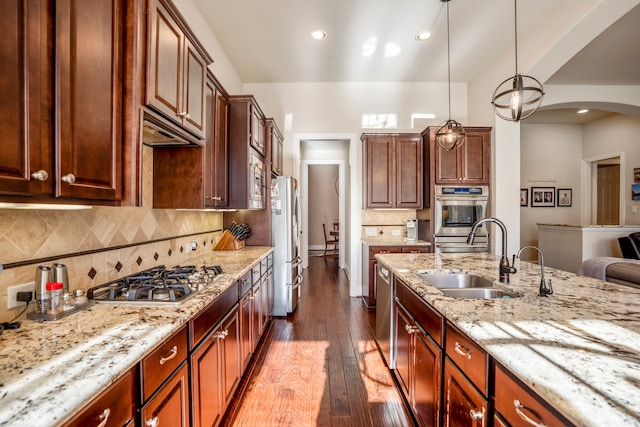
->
(375, 263, 395, 369)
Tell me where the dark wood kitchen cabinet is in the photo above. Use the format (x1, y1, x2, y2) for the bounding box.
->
(145, 0, 212, 139)
(140, 325, 189, 427)
(443, 359, 488, 427)
(267, 118, 283, 176)
(362, 133, 423, 208)
(62, 367, 137, 427)
(423, 126, 491, 186)
(204, 72, 229, 208)
(0, 0, 131, 204)
(395, 278, 443, 427)
(239, 272, 253, 369)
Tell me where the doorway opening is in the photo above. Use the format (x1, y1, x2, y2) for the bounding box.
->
(308, 164, 340, 259)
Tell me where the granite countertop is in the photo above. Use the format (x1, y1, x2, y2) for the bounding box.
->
(538, 223, 640, 229)
(0, 247, 273, 427)
(376, 252, 640, 427)
(361, 237, 431, 246)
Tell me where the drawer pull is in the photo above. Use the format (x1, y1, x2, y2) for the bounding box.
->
(96, 408, 110, 427)
(454, 342, 472, 359)
(159, 345, 178, 365)
(145, 416, 160, 427)
(404, 324, 419, 334)
(469, 408, 484, 421)
(514, 399, 546, 427)
(61, 173, 76, 184)
(31, 170, 49, 181)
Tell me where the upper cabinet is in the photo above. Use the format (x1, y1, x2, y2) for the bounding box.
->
(0, 0, 132, 205)
(424, 126, 491, 186)
(205, 73, 229, 208)
(145, 0, 212, 139)
(266, 119, 283, 176)
(362, 133, 423, 209)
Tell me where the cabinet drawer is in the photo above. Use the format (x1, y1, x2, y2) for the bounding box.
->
(370, 246, 401, 256)
(238, 271, 252, 297)
(445, 321, 487, 395)
(63, 367, 136, 427)
(400, 246, 430, 253)
(260, 257, 268, 275)
(495, 364, 572, 427)
(252, 263, 261, 284)
(395, 278, 443, 345)
(141, 325, 188, 401)
(189, 284, 238, 349)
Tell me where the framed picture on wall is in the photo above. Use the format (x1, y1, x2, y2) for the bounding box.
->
(520, 189, 528, 207)
(531, 187, 555, 207)
(557, 188, 572, 207)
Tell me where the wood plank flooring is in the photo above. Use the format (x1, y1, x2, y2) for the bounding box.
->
(224, 256, 412, 426)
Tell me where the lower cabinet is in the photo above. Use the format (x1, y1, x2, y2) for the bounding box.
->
(395, 278, 443, 427)
(190, 306, 241, 427)
(141, 362, 190, 427)
(443, 359, 487, 427)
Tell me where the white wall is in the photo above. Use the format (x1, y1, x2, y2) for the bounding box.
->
(308, 165, 339, 249)
(519, 124, 583, 258)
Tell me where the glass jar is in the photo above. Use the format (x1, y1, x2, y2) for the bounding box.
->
(46, 282, 64, 315)
(74, 289, 88, 305)
(62, 292, 76, 311)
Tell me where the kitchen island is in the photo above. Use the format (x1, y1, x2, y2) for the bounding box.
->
(0, 247, 272, 426)
(376, 252, 640, 426)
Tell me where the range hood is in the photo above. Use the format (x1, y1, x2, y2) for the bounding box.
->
(141, 114, 202, 147)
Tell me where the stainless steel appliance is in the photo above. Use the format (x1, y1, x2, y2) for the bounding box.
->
(87, 264, 224, 305)
(249, 154, 265, 209)
(404, 219, 417, 241)
(375, 263, 394, 368)
(434, 185, 489, 253)
(271, 176, 303, 316)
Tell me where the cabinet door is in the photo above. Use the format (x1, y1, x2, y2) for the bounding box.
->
(250, 105, 265, 157)
(221, 308, 242, 407)
(55, 0, 124, 201)
(240, 291, 253, 368)
(213, 90, 229, 206)
(142, 362, 190, 427)
(146, 0, 183, 124)
(435, 143, 462, 184)
(443, 359, 487, 427)
(191, 328, 223, 427)
(0, 0, 52, 196)
(251, 283, 262, 349)
(270, 123, 283, 176)
(396, 135, 422, 208)
(365, 135, 395, 208)
(459, 129, 490, 184)
(414, 331, 442, 427)
(182, 37, 206, 137)
(395, 302, 413, 397)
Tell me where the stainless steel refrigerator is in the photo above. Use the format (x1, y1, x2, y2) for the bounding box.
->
(271, 176, 303, 316)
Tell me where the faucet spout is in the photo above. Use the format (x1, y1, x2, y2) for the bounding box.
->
(516, 245, 553, 297)
(468, 217, 516, 283)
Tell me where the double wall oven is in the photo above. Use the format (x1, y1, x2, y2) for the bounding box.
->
(433, 185, 489, 253)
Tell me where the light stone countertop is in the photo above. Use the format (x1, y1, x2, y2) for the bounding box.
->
(376, 252, 640, 427)
(361, 237, 431, 246)
(0, 247, 273, 427)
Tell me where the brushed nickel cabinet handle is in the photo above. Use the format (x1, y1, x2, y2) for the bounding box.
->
(469, 408, 484, 421)
(145, 416, 159, 427)
(61, 173, 76, 184)
(96, 408, 111, 427)
(159, 345, 178, 365)
(31, 170, 49, 181)
(454, 342, 472, 359)
(514, 400, 546, 426)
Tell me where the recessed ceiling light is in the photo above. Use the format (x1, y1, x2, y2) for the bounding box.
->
(416, 31, 432, 41)
(311, 30, 326, 40)
(577, 109, 589, 114)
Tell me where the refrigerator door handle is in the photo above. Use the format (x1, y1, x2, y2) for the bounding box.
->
(289, 272, 304, 290)
(289, 256, 302, 268)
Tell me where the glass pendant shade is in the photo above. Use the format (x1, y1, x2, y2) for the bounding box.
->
(436, 119, 465, 151)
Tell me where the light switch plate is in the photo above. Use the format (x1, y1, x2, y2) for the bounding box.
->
(392, 229, 401, 236)
(365, 227, 377, 236)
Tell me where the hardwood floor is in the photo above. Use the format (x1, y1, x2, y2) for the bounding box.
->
(224, 256, 412, 426)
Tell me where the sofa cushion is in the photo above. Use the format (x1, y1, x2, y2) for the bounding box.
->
(606, 263, 640, 289)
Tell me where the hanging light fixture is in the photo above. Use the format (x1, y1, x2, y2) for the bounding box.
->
(436, 0, 465, 151)
(491, 0, 544, 121)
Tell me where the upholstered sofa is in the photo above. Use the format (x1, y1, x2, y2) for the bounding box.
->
(580, 257, 640, 289)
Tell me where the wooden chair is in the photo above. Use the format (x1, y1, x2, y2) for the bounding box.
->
(322, 223, 339, 257)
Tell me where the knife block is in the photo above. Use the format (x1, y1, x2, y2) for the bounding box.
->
(214, 230, 244, 251)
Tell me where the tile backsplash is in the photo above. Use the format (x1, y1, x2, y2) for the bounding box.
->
(0, 144, 225, 322)
(360, 209, 417, 239)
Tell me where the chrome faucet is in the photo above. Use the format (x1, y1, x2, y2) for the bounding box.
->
(516, 245, 553, 297)
(467, 217, 516, 283)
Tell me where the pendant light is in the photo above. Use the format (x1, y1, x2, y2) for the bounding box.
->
(436, 0, 465, 151)
(491, 0, 544, 121)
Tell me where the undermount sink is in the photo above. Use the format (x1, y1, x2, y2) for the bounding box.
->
(416, 272, 495, 289)
(416, 272, 518, 299)
(439, 288, 517, 299)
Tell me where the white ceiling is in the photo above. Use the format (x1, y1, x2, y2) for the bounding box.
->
(193, 0, 640, 122)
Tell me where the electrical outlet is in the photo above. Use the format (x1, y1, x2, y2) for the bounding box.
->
(186, 240, 197, 253)
(392, 229, 401, 236)
(8, 282, 35, 310)
(365, 227, 377, 236)
(633, 206, 638, 214)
